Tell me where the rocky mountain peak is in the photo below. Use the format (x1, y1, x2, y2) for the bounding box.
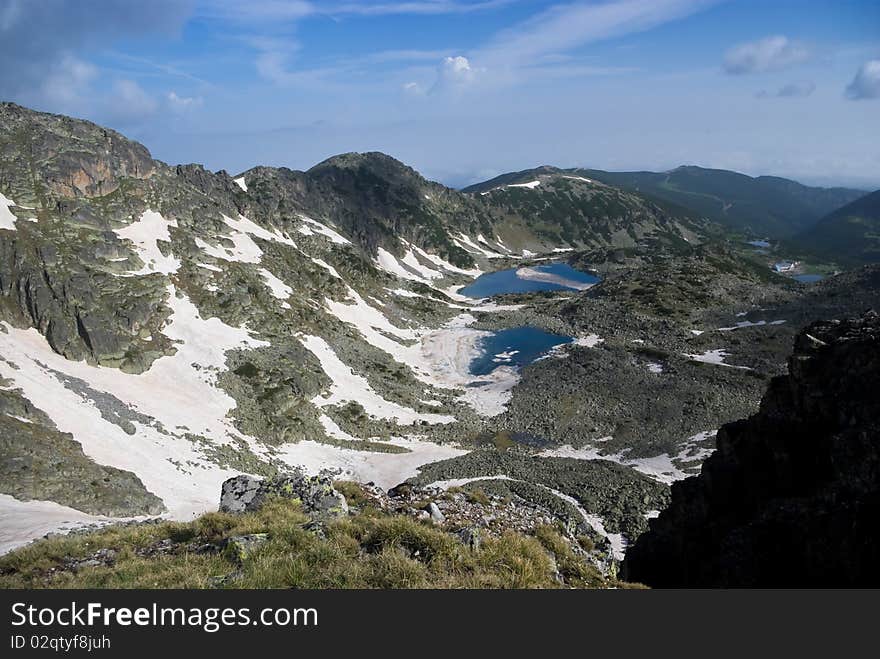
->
(0, 103, 155, 203)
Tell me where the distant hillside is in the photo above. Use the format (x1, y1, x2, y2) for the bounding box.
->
(462, 166, 706, 253)
(467, 165, 866, 238)
(796, 190, 880, 265)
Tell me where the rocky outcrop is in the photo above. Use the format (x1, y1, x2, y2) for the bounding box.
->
(219, 472, 349, 518)
(0, 102, 154, 202)
(239, 154, 490, 267)
(0, 386, 166, 516)
(624, 312, 880, 587)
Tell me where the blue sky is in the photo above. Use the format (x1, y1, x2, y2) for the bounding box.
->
(1, 0, 878, 188)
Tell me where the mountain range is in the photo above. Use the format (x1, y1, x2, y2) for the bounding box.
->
(1, 102, 878, 587)
(465, 164, 868, 240)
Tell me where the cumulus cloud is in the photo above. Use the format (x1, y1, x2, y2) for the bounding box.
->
(723, 35, 810, 75)
(441, 56, 477, 83)
(431, 55, 482, 93)
(845, 60, 880, 100)
(755, 81, 815, 99)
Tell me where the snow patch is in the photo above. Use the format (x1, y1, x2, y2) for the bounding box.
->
(299, 216, 350, 245)
(428, 475, 515, 489)
(298, 334, 454, 425)
(507, 180, 541, 189)
(274, 437, 466, 490)
(574, 334, 604, 348)
(401, 249, 444, 280)
(0, 192, 18, 230)
(258, 267, 292, 308)
(408, 243, 482, 277)
(197, 214, 296, 264)
(540, 430, 717, 485)
(0, 286, 269, 522)
(717, 319, 786, 331)
(684, 349, 752, 370)
(454, 233, 509, 259)
(0, 494, 130, 556)
(113, 210, 180, 276)
(376, 247, 432, 283)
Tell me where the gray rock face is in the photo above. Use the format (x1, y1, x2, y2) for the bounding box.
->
(219, 475, 264, 513)
(219, 472, 349, 518)
(624, 312, 880, 587)
(0, 102, 154, 201)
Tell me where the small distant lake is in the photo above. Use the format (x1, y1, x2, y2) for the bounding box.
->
(460, 263, 599, 298)
(469, 326, 573, 376)
(793, 274, 825, 283)
(747, 240, 771, 248)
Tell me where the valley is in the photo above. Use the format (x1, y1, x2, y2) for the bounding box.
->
(0, 102, 878, 577)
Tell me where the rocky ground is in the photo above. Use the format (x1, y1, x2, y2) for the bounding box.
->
(624, 311, 880, 586)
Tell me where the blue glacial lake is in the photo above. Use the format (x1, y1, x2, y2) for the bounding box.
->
(747, 239, 771, 248)
(793, 274, 825, 283)
(469, 326, 573, 376)
(460, 263, 600, 298)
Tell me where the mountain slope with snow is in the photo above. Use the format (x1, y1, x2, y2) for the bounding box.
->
(2, 103, 876, 562)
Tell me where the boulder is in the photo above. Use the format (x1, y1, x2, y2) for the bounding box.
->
(456, 526, 481, 550)
(219, 471, 349, 519)
(427, 501, 445, 524)
(224, 534, 269, 563)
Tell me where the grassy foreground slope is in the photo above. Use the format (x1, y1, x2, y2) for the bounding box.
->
(0, 484, 633, 589)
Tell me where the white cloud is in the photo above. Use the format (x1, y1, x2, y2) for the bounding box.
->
(478, 0, 715, 68)
(723, 35, 810, 75)
(249, 36, 303, 86)
(167, 91, 204, 111)
(39, 55, 97, 106)
(845, 60, 880, 100)
(441, 55, 476, 82)
(431, 55, 482, 93)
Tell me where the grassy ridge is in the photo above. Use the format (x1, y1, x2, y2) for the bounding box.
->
(0, 486, 632, 589)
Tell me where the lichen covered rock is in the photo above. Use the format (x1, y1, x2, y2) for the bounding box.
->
(219, 472, 349, 519)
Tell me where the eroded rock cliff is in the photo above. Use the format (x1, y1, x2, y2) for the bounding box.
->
(625, 311, 880, 586)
